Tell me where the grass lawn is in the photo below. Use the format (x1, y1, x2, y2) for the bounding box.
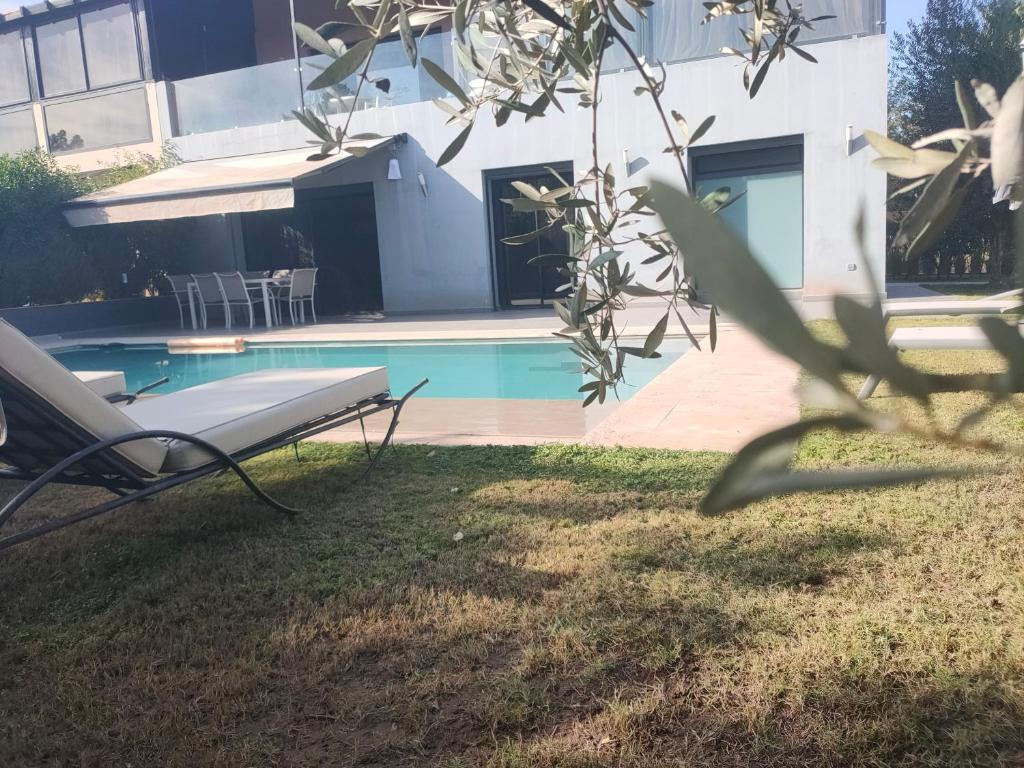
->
(3, 322, 1024, 767)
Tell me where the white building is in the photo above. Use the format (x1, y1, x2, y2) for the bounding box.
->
(0, 0, 887, 316)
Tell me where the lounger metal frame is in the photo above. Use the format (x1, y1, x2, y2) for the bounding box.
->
(0, 375, 427, 551)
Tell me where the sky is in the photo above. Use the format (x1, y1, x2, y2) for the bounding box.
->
(887, 0, 931, 39)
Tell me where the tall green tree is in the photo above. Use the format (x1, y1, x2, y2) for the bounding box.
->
(889, 0, 1023, 281)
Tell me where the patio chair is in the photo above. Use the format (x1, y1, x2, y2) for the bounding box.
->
(164, 274, 193, 329)
(882, 289, 1022, 321)
(272, 267, 318, 325)
(858, 324, 1022, 398)
(0, 319, 426, 551)
(214, 271, 257, 329)
(190, 273, 228, 330)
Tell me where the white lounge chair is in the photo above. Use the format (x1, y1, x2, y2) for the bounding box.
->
(858, 324, 1019, 398)
(882, 289, 1022, 320)
(0, 320, 426, 550)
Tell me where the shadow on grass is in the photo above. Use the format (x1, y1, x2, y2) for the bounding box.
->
(1, 442, 1021, 766)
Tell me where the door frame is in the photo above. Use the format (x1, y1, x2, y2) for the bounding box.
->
(483, 161, 574, 310)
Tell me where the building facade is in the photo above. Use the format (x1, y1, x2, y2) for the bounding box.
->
(0, 0, 888, 316)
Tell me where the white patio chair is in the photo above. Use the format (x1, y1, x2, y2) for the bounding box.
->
(164, 274, 192, 329)
(858, 322, 1023, 398)
(882, 289, 1022, 321)
(273, 267, 318, 325)
(214, 271, 256, 329)
(190, 273, 228, 330)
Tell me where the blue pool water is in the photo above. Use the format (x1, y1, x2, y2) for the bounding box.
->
(52, 339, 689, 400)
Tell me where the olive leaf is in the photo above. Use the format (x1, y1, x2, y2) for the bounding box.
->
(648, 179, 844, 386)
(307, 38, 375, 90)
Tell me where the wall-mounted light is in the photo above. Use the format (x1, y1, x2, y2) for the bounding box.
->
(387, 156, 402, 180)
(417, 171, 428, 197)
(845, 124, 854, 156)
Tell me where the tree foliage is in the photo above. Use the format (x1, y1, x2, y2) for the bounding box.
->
(0, 148, 185, 307)
(888, 0, 1023, 280)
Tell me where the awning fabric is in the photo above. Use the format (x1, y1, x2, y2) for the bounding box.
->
(63, 136, 393, 227)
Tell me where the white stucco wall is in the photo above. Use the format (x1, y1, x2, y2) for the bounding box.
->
(167, 33, 888, 316)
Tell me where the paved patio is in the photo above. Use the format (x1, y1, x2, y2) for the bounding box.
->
(51, 306, 799, 453)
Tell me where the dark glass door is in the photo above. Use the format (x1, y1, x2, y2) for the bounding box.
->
(242, 183, 384, 316)
(487, 163, 573, 308)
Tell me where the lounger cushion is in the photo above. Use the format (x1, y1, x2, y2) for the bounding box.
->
(888, 325, 1007, 350)
(884, 298, 1022, 317)
(73, 370, 127, 399)
(122, 367, 389, 472)
(0, 321, 167, 476)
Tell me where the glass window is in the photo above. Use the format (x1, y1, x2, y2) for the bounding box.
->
(36, 16, 87, 96)
(81, 2, 141, 88)
(45, 88, 150, 153)
(0, 109, 38, 155)
(695, 144, 803, 290)
(0, 32, 30, 107)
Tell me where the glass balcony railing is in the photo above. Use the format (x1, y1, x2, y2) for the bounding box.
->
(302, 31, 455, 114)
(168, 57, 303, 137)
(167, 32, 457, 138)
(165, 2, 883, 140)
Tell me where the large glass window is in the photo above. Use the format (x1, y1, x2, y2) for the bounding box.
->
(0, 31, 30, 107)
(694, 141, 803, 290)
(35, 16, 87, 97)
(0, 109, 38, 155)
(81, 2, 142, 88)
(45, 87, 150, 154)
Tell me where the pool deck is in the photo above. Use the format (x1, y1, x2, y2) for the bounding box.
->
(48, 306, 799, 453)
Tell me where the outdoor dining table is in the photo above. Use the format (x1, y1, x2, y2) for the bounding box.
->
(186, 276, 291, 331)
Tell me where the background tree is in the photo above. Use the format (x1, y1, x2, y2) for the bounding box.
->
(0, 149, 185, 306)
(889, 0, 1022, 281)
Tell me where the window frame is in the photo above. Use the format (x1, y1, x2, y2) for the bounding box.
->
(32, 0, 145, 100)
(689, 135, 806, 291)
(0, 105, 40, 154)
(0, 27, 34, 109)
(41, 82, 152, 156)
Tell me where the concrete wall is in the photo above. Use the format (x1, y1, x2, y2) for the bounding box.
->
(168, 34, 889, 316)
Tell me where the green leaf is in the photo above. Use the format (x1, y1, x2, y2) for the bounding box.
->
(398, 6, 417, 67)
(687, 115, 716, 146)
(972, 79, 1001, 118)
(437, 123, 472, 167)
(990, 76, 1024, 205)
(648, 180, 843, 385)
(642, 312, 669, 357)
(700, 417, 963, 514)
(895, 142, 973, 253)
(422, 58, 471, 106)
(307, 38, 375, 90)
(293, 22, 337, 58)
(955, 80, 977, 130)
(833, 296, 930, 402)
(979, 317, 1024, 391)
(521, 0, 575, 32)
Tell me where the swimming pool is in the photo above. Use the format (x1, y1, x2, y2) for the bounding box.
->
(52, 339, 690, 401)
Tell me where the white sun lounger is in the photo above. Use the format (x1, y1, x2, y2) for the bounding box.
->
(858, 325, 1018, 398)
(0, 320, 426, 550)
(882, 289, 1022, 320)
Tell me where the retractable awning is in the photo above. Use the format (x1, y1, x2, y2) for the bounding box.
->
(63, 136, 395, 227)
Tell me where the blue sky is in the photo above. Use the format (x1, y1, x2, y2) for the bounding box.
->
(888, 0, 931, 39)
